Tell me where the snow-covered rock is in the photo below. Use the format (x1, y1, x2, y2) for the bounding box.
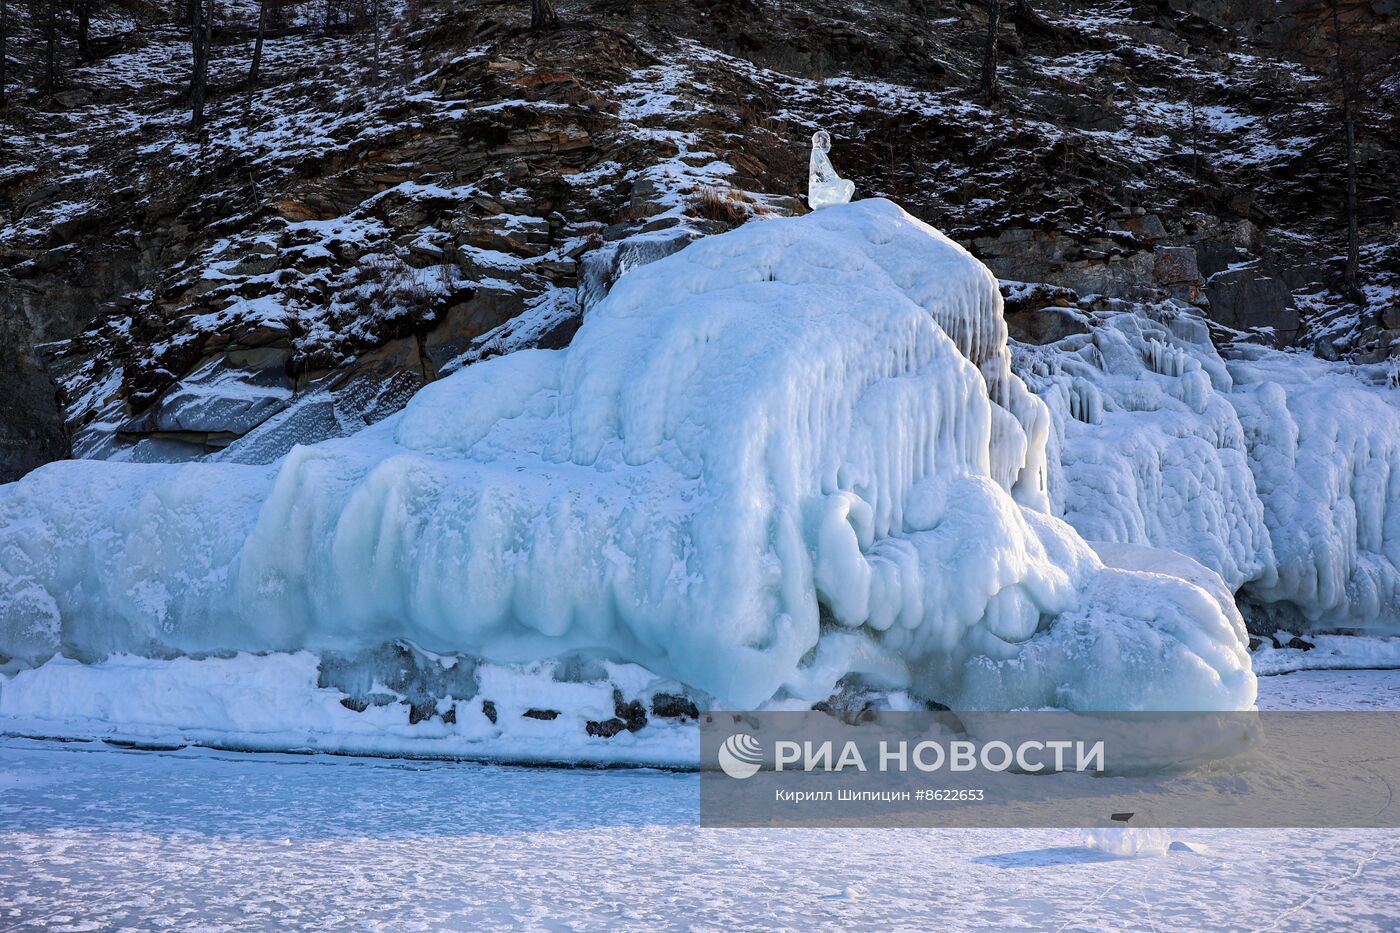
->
(0, 200, 1255, 712)
(118, 353, 295, 443)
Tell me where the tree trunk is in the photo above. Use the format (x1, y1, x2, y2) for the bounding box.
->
(979, 0, 1000, 100)
(1329, 0, 1361, 298)
(44, 0, 57, 89)
(249, 0, 266, 86)
(1341, 91, 1360, 298)
(76, 0, 91, 59)
(530, 0, 556, 32)
(1, 0, 8, 108)
(191, 0, 212, 127)
(371, 0, 380, 76)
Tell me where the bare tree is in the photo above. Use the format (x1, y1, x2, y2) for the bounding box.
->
(320, 0, 347, 32)
(1186, 91, 1203, 181)
(190, 0, 212, 126)
(43, 0, 58, 89)
(75, 0, 91, 59)
(1327, 0, 1361, 299)
(371, 0, 380, 76)
(0, 0, 8, 107)
(249, 0, 267, 85)
(530, 0, 556, 32)
(979, 0, 1000, 100)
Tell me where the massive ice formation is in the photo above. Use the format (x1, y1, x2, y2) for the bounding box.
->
(807, 130, 855, 210)
(0, 200, 1255, 711)
(1020, 302, 1400, 633)
(1018, 310, 1274, 594)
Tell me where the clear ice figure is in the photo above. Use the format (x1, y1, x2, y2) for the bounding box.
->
(807, 129, 855, 209)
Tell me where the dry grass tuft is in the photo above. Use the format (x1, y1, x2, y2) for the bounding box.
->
(690, 186, 754, 226)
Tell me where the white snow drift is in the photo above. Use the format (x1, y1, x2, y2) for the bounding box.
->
(0, 200, 1254, 712)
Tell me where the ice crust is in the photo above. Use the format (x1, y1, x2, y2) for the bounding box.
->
(0, 201, 1256, 711)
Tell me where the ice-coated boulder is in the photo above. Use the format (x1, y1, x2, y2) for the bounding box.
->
(0, 200, 1255, 711)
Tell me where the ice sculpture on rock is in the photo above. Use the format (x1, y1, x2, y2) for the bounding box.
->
(0, 200, 1255, 712)
(807, 130, 855, 209)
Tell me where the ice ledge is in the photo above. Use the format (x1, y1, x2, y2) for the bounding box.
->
(0, 652, 702, 768)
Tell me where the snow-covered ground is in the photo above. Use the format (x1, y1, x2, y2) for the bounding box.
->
(1, 669, 1397, 932)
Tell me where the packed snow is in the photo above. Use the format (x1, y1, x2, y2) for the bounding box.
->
(0, 201, 1255, 716)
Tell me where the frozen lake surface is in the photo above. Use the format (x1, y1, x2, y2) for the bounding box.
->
(2, 669, 1399, 931)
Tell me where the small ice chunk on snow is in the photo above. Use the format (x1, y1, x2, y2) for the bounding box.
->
(1082, 823, 1172, 858)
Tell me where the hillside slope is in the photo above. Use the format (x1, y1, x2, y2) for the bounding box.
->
(1, 0, 1396, 478)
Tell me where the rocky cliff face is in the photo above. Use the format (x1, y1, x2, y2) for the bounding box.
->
(1, 0, 1396, 479)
